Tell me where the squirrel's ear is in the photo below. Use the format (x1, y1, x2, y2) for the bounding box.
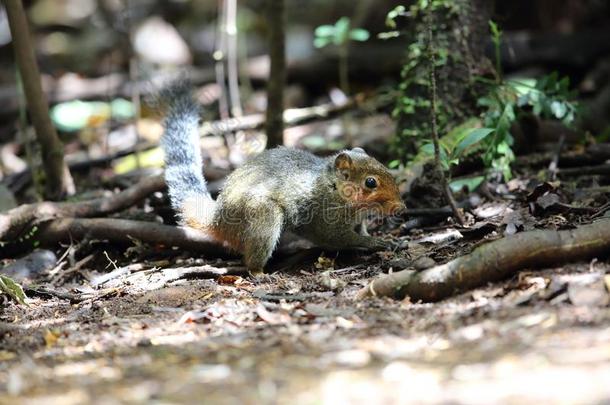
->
(351, 147, 367, 155)
(335, 152, 352, 179)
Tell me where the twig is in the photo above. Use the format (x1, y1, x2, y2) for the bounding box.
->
(24, 287, 83, 303)
(225, 0, 242, 118)
(225, 0, 243, 117)
(201, 98, 356, 136)
(214, 0, 230, 120)
(4, 0, 74, 200)
(425, 9, 465, 226)
(547, 134, 566, 181)
(591, 202, 610, 219)
(357, 217, 610, 302)
(90, 262, 148, 287)
(49, 253, 95, 285)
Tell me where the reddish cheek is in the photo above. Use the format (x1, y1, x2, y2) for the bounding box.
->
(340, 183, 366, 202)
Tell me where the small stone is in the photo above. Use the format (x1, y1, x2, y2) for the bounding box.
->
(1, 250, 57, 282)
(567, 278, 609, 307)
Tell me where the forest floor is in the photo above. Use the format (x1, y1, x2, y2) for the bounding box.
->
(1, 199, 610, 404)
(1, 113, 610, 404)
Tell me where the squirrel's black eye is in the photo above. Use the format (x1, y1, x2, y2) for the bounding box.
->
(365, 177, 377, 189)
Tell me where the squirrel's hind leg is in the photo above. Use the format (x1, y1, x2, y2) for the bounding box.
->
(242, 203, 284, 275)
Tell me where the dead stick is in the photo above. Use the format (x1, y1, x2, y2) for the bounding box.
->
(357, 217, 610, 302)
(37, 218, 228, 256)
(547, 134, 565, 181)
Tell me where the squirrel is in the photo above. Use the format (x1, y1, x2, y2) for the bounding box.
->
(161, 84, 406, 274)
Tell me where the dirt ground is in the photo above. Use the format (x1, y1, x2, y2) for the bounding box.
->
(1, 245, 609, 404)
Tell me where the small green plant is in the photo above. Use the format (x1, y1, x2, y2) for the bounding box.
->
(489, 20, 503, 80)
(389, 11, 580, 183)
(0, 275, 27, 305)
(421, 73, 579, 182)
(314, 17, 370, 94)
(383, 0, 468, 166)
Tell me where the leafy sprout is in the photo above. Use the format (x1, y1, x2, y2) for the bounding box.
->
(314, 17, 370, 48)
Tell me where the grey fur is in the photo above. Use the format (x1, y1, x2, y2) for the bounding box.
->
(160, 83, 208, 212)
(160, 84, 404, 273)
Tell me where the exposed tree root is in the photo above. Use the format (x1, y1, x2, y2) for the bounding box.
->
(0, 175, 166, 242)
(37, 218, 227, 256)
(357, 218, 610, 302)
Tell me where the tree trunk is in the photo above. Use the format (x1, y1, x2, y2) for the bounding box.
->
(4, 0, 74, 200)
(393, 0, 495, 160)
(264, 0, 286, 148)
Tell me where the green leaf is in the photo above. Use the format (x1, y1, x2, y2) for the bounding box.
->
(314, 25, 335, 38)
(333, 17, 351, 44)
(110, 98, 135, 119)
(421, 142, 450, 166)
(334, 17, 351, 35)
(421, 143, 434, 155)
(489, 20, 501, 37)
(385, 5, 405, 28)
(450, 176, 485, 193)
(0, 275, 27, 305)
(349, 28, 370, 42)
(455, 128, 495, 156)
(314, 37, 331, 48)
(550, 101, 567, 119)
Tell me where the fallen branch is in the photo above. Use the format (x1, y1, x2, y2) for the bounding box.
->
(200, 98, 356, 137)
(36, 218, 228, 256)
(0, 174, 165, 241)
(558, 163, 610, 177)
(357, 217, 610, 302)
(513, 144, 610, 170)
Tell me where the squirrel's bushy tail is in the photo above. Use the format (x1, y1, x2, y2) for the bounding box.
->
(160, 82, 212, 223)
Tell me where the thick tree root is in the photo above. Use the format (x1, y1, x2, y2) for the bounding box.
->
(357, 218, 610, 302)
(0, 175, 166, 242)
(37, 218, 226, 255)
